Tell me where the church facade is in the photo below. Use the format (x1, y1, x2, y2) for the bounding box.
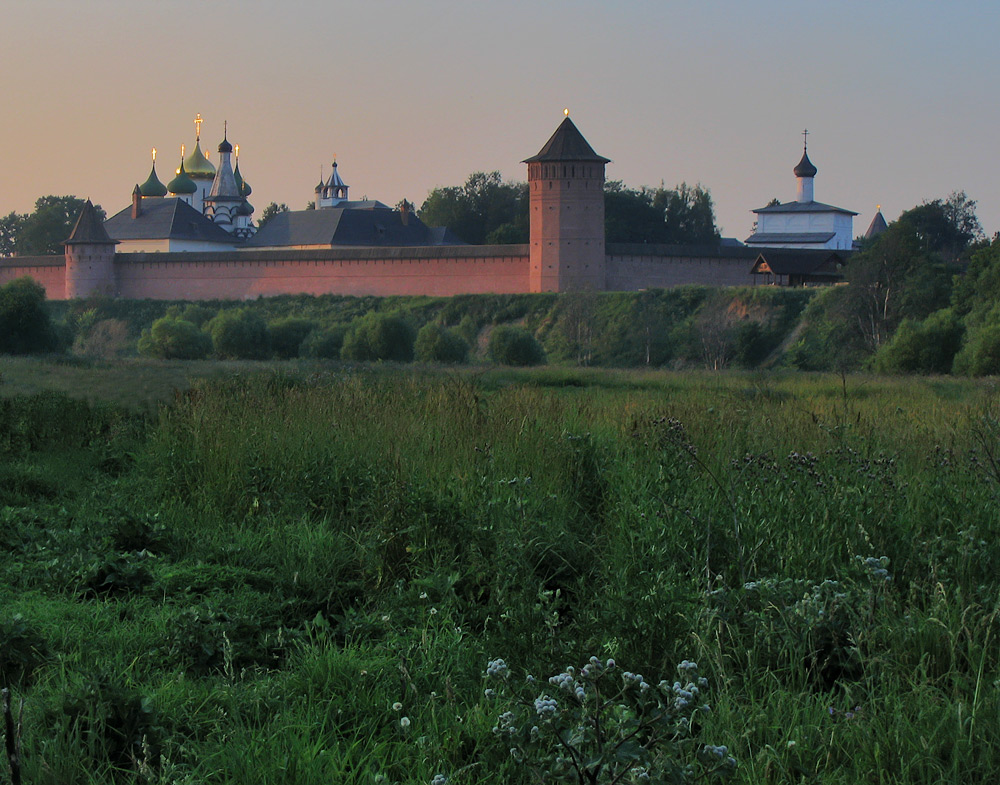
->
(1, 116, 854, 300)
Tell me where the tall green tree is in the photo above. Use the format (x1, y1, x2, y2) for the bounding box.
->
(257, 202, 289, 230)
(16, 196, 105, 256)
(0, 276, 59, 354)
(419, 172, 528, 244)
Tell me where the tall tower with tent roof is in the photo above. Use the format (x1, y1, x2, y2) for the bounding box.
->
(524, 111, 610, 292)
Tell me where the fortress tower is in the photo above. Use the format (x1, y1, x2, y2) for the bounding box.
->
(63, 200, 118, 298)
(524, 114, 610, 292)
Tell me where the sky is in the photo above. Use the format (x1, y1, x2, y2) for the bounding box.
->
(2, 0, 1000, 241)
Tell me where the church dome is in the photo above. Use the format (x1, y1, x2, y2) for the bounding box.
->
(139, 163, 168, 197)
(167, 160, 197, 195)
(184, 141, 216, 179)
(234, 162, 252, 197)
(794, 151, 817, 178)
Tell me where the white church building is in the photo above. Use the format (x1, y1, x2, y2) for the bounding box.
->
(745, 136, 857, 251)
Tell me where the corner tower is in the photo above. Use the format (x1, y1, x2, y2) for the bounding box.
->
(524, 113, 610, 292)
(64, 200, 118, 299)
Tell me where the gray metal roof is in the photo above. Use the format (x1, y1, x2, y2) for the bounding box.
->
(104, 198, 235, 244)
(864, 210, 888, 239)
(752, 200, 857, 216)
(245, 206, 465, 248)
(744, 232, 836, 245)
(64, 200, 117, 245)
(523, 116, 611, 163)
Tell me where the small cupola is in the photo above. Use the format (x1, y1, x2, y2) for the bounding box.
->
(139, 148, 168, 197)
(794, 130, 817, 203)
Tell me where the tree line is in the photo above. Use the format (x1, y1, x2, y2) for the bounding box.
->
(415, 171, 720, 245)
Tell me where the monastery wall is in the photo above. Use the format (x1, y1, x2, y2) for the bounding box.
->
(0, 257, 67, 299)
(605, 244, 757, 290)
(113, 245, 531, 300)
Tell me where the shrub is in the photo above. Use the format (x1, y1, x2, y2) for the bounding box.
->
(873, 309, 964, 374)
(0, 276, 59, 354)
(953, 321, 1000, 376)
(300, 324, 349, 359)
(415, 323, 469, 364)
(341, 312, 415, 362)
(137, 316, 211, 360)
(208, 308, 271, 360)
(489, 325, 546, 366)
(268, 317, 318, 359)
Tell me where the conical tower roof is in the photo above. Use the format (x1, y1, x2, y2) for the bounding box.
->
(64, 200, 117, 246)
(326, 160, 346, 188)
(523, 116, 611, 163)
(864, 208, 888, 240)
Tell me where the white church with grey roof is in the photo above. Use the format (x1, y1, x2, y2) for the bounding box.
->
(744, 134, 858, 251)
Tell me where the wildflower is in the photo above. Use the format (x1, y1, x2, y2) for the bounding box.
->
(430, 608, 438, 615)
(432, 775, 447, 785)
(786, 740, 796, 749)
(400, 716, 411, 729)
(484, 688, 496, 699)
(393, 702, 403, 712)
(534, 696, 558, 718)
(381, 615, 390, 622)
(486, 658, 509, 679)
(420, 592, 429, 599)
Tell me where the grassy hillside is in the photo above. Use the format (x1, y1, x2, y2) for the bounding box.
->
(0, 365, 997, 783)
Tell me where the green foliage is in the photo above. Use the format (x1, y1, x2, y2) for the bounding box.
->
(0, 276, 59, 354)
(952, 319, 1000, 376)
(268, 316, 319, 359)
(873, 309, 964, 374)
(604, 181, 720, 244)
(418, 171, 528, 245)
(207, 307, 271, 359)
(257, 201, 290, 230)
(341, 312, 415, 362)
(137, 315, 211, 360)
(301, 323, 349, 359)
(489, 325, 546, 366)
(415, 323, 469, 364)
(0, 614, 50, 687)
(485, 658, 735, 783)
(5, 196, 105, 256)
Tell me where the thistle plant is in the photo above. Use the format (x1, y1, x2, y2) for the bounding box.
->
(484, 657, 735, 784)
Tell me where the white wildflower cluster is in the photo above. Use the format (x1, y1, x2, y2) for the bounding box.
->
(857, 555, 892, 582)
(486, 658, 509, 680)
(701, 744, 737, 770)
(431, 775, 447, 785)
(492, 710, 517, 736)
(534, 696, 558, 718)
(664, 661, 710, 713)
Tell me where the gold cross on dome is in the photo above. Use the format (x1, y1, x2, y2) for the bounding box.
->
(195, 113, 203, 140)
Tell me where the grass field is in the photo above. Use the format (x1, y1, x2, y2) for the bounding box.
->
(1, 358, 998, 783)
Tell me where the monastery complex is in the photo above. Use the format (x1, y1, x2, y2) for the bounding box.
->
(0, 115, 884, 301)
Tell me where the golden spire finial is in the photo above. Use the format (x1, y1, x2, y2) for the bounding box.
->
(564, 108, 570, 117)
(235, 144, 240, 160)
(876, 204, 881, 212)
(195, 113, 203, 140)
(151, 147, 157, 163)
(181, 144, 186, 158)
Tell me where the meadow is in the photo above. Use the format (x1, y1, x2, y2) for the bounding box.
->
(0, 359, 998, 783)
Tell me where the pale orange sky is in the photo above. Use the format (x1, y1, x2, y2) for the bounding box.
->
(3, 0, 1000, 240)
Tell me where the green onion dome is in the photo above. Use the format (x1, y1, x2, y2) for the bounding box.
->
(139, 163, 168, 197)
(234, 162, 252, 197)
(167, 160, 197, 195)
(183, 140, 216, 179)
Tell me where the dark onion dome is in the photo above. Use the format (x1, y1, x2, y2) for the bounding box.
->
(167, 159, 197, 195)
(235, 199, 254, 217)
(234, 161, 252, 197)
(183, 140, 216, 179)
(218, 132, 233, 154)
(793, 150, 817, 178)
(139, 163, 168, 197)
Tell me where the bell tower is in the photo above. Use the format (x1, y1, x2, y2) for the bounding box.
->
(524, 112, 610, 292)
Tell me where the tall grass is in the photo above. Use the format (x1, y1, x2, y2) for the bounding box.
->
(1, 368, 997, 783)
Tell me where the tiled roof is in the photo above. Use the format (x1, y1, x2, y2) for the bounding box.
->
(64, 200, 117, 245)
(523, 117, 611, 163)
(752, 200, 857, 216)
(744, 232, 836, 245)
(104, 198, 235, 244)
(245, 207, 465, 248)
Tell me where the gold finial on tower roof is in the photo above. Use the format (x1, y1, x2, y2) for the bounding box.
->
(151, 147, 157, 162)
(195, 113, 203, 140)
(564, 108, 570, 116)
